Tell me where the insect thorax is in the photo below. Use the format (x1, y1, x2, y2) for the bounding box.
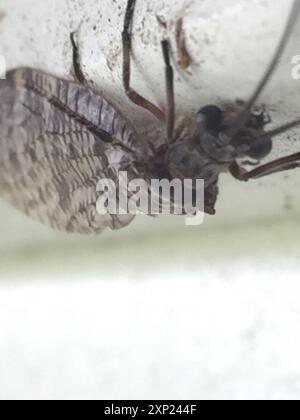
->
(164, 106, 271, 187)
(164, 115, 233, 186)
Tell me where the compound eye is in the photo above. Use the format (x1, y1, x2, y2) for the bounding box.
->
(248, 138, 272, 160)
(197, 105, 223, 132)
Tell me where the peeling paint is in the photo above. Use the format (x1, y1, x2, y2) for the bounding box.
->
(176, 16, 192, 70)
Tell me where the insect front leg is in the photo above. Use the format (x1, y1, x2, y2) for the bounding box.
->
(161, 40, 175, 142)
(230, 152, 300, 181)
(122, 0, 165, 121)
(70, 31, 89, 86)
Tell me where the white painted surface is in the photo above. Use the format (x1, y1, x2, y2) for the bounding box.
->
(0, 0, 299, 230)
(0, 219, 300, 400)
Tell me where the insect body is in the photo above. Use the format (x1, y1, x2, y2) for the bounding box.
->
(1, 0, 300, 234)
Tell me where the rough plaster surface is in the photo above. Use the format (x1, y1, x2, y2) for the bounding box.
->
(0, 0, 299, 234)
(0, 1, 300, 401)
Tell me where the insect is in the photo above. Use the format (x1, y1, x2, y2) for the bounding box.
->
(1, 0, 300, 234)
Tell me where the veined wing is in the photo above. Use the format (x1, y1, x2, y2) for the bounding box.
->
(0, 68, 146, 234)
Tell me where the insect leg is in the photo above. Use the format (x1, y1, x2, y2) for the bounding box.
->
(70, 31, 89, 86)
(229, 0, 300, 138)
(230, 153, 300, 181)
(249, 117, 300, 144)
(161, 40, 175, 142)
(122, 0, 165, 121)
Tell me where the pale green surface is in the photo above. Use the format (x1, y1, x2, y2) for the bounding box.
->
(0, 195, 299, 280)
(1, 206, 300, 399)
(1, 185, 300, 400)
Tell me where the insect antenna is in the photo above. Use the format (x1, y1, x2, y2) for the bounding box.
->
(229, 0, 300, 138)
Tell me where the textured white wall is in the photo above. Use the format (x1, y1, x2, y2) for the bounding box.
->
(0, 0, 299, 233)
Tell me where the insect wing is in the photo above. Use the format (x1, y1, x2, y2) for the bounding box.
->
(0, 68, 144, 233)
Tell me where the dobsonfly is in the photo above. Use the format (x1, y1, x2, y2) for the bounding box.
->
(0, 0, 300, 234)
